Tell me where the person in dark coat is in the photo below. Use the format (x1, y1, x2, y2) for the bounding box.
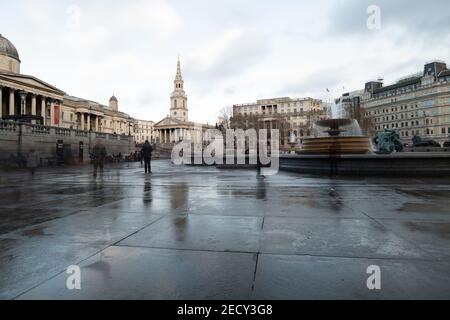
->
(141, 140, 153, 174)
(92, 141, 107, 177)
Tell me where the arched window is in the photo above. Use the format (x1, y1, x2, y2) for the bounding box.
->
(174, 100, 177, 108)
(183, 100, 185, 108)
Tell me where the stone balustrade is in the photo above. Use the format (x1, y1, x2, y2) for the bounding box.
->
(0, 120, 135, 166)
(29, 124, 50, 135)
(0, 120, 134, 142)
(0, 120, 17, 132)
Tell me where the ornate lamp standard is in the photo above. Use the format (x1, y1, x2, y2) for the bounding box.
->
(19, 91, 27, 115)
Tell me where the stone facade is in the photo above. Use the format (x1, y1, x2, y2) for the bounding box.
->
(135, 119, 155, 144)
(0, 34, 136, 164)
(0, 34, 136, 136)
(232, 97, 330, 148)
(0, 120, 133, 165)
(362, 61, 450, 145)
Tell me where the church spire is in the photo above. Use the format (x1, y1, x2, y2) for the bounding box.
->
(170, 56, 188, 122)
(175, 56, 183, 81)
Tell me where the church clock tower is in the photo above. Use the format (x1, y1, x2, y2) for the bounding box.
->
(170, 57, 188, 122)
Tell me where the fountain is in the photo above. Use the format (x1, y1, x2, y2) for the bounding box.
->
(299, 118, 372, 155)
(279, 118, 450, 176)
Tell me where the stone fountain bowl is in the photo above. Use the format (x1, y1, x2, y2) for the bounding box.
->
(316, 118, 354, 130)
(300, 136, 373, 155)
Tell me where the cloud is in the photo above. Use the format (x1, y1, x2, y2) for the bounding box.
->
(186, 28, 271, 83)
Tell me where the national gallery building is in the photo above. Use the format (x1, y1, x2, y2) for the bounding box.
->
(0, 34, 135, 135)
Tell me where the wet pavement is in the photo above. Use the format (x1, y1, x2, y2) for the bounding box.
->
(1, 160, 450, 299)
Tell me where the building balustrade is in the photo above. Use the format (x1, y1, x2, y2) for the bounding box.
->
(55, 128, 72, 136)
(30, 124, 50, 135)
(0, 121, 133, 143)
(95, 132, 107, 139)
(0, 120, 17, 132)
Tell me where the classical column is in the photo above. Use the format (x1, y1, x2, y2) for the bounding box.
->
(49, 100, 55, 126)
(80, 113, 85, 130)
(9, 88, 15, 116)
(87, 114, 91, 131)
(41, 98, 46, 125)
(0, 86, 2, 119)
(31, 94, 37, 124)
(95, 116, 99, 132)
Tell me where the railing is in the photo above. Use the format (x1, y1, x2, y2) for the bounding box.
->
(30, 124, 51, 135)
(75, 130, 88, 137)
(55, 128, 72, 136)
(0, 120, 18, 132)
(96, 132, 107, 139)
(0, 120, 133, 143)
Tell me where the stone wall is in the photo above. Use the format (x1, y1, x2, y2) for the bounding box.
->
(279, 153, 450, 176)
(0, 120, 134, 166)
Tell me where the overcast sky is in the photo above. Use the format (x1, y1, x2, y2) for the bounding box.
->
(1, 0, 449, 123)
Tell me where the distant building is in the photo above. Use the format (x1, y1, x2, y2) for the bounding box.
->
(135, 119, 155, 145)
(232, 97, 330, 148)
(335, 90, 364, 119)
(362, 61, 450, 144)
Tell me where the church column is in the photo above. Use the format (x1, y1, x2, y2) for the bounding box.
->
(31, 94, 37, 124)
(9, 88, 15, 116)
(95, 116, 99, 132)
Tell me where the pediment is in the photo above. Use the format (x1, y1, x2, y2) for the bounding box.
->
(154, 117, 184, 127)
(0, 72, 65, 96)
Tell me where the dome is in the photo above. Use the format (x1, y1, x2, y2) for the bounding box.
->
(0, 34, 20, 62)
(109, 95, 118, 102)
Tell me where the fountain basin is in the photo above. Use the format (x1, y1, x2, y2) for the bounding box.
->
(300, 136, 372, 155)
(280, 152, 450, 176)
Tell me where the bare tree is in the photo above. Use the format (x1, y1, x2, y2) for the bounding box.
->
(217, 105, 233, 131)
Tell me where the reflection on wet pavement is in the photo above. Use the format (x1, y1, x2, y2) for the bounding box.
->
(0, 160, 450, 300)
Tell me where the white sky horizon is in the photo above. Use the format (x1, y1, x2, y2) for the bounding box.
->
(1, 0, 449, 124)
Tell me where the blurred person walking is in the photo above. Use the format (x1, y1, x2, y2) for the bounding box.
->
(26, 149, 40, 176)
(92, 141, 107, 177)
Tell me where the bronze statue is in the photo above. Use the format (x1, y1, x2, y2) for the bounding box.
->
(373, 130, 404, 154)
